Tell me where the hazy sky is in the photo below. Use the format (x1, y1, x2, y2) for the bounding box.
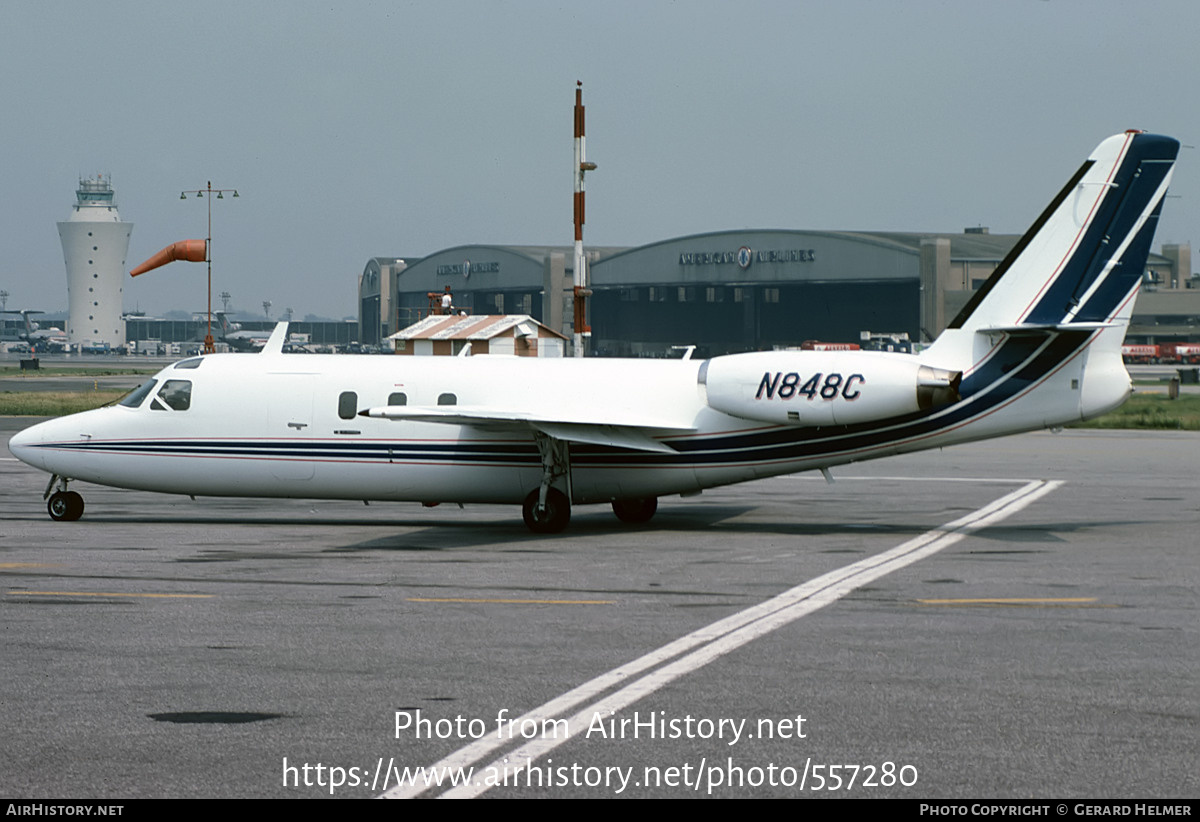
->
(2, 0, 1198, 320)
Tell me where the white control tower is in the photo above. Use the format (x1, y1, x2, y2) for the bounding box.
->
(57, 175, 133, 349)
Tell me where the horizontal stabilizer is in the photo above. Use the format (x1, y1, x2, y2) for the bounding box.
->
(979, 322, 1118, 337)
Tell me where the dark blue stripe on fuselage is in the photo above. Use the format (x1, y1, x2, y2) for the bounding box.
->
(36, 439, 542, 465)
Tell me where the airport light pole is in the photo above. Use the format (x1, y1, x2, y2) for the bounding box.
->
(180, 182, 239, 353)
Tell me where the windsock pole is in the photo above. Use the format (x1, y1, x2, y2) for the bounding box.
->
(130, 181, 239, 353)
(179, 181, 238, 352)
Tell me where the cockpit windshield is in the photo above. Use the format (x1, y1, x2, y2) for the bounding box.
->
(118, 380, 158, 408)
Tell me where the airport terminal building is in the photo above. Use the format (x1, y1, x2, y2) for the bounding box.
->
(360, 230, 1197, 357)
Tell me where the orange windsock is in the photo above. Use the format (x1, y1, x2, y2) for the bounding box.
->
(130, 239, 208, 276)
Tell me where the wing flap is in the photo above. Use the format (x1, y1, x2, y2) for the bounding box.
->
(530, 422, 678, 454)
(359, 405, 691, 454)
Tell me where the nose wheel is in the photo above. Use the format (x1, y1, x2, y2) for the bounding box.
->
(48, 490, 85, 522)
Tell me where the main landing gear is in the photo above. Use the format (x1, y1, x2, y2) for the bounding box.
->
(521, 491, 660, 533)
(521, 434, 660, 534)
(522, 488, 570, 534)
(611, 496, 658, 524)
(44, 475, 84, 522)
(524, 433, 572, 534)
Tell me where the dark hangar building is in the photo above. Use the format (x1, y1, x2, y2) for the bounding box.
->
(359, 229, 1193, 357)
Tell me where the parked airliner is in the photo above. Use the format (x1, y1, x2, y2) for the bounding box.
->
(213, 312, 273, 351)
(2, 310, 68, 353)
(8, 132, 1179, 532)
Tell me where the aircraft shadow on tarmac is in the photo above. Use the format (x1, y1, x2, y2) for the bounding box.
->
(324, 510, 1129, 554)
(28, 495, 1142, 553)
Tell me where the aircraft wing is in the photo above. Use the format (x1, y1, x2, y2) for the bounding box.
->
(359, 405, 693, 454)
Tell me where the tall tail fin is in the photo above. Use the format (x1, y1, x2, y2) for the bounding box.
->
(929, 131, 1178, 355)
(921, 132, 1178, 426)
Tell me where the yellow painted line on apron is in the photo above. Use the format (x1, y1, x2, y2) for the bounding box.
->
(8, 590, 213, 599)
(408, 597, 613, 605)
(916, 597, 1107, 607)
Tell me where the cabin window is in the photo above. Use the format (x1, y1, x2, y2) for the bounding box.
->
(338, 391, 358, 420)
(152, 380, 192, 411)
(437, 393, 457, 406)
(118, 379, 158, 408)
(387, 392, 407, 406)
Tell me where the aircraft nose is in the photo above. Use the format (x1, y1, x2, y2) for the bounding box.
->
(8, 422, 46, 470)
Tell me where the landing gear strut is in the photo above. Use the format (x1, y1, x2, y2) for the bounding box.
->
(523, 433, 571, 534)
(44, 475, 84, 522)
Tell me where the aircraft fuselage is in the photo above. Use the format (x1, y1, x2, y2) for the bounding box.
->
(9, 339, 1119, 509)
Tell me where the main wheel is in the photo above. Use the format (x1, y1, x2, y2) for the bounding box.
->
(611, 496, 658, 524)
(522, 488, 570, 534)
(47, 491, 84, 522)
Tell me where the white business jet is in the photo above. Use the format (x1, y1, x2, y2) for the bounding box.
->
(9, 131, 1179, 533)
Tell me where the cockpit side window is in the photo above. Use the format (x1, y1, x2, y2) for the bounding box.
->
(151, 380, 192, 411)
(118, 379, 158, 408)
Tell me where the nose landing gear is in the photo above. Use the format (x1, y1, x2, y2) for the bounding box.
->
(44, 475, 85, 522)
(48, 491, 85, 522)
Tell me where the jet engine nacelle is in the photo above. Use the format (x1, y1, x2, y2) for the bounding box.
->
(700, 350, 961, 426)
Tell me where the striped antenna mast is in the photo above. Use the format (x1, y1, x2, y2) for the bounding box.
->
(573, 81, 597, 357)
